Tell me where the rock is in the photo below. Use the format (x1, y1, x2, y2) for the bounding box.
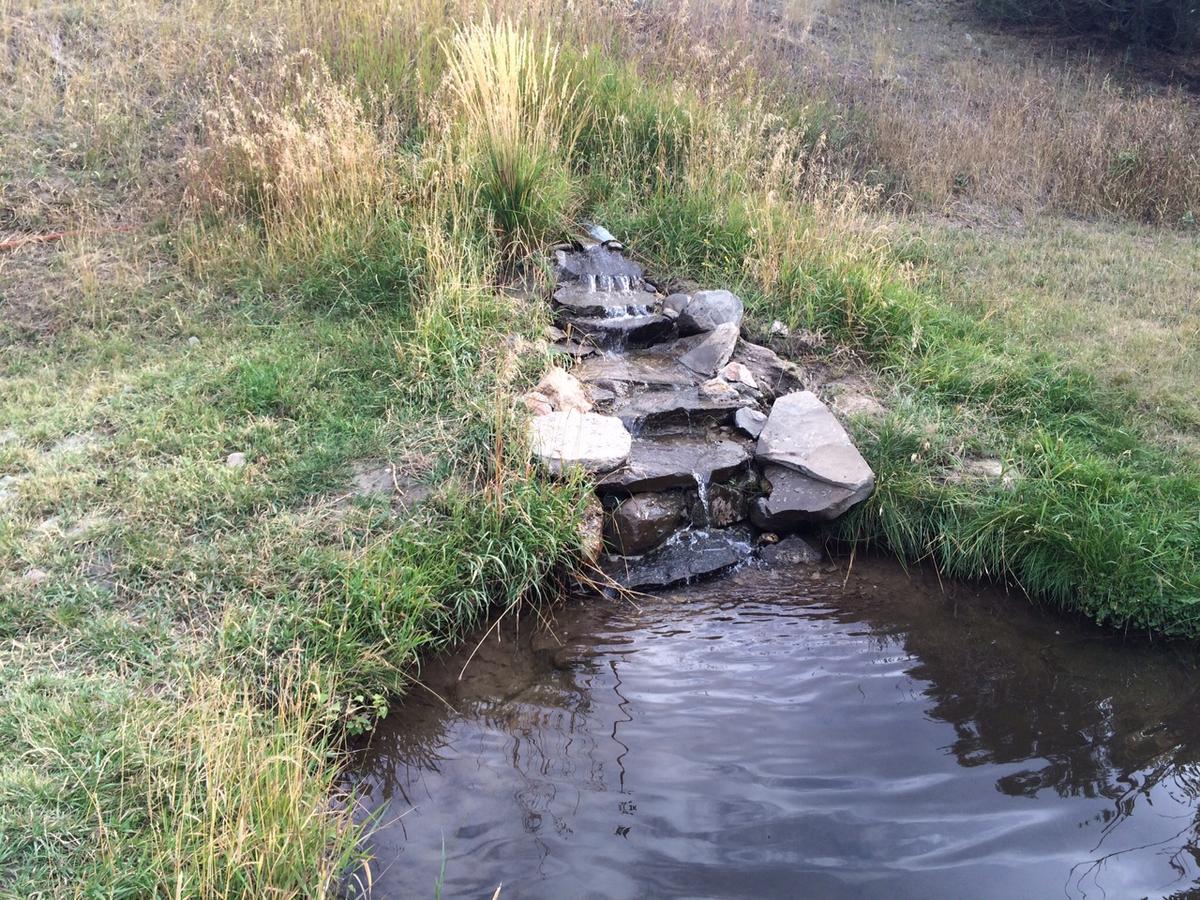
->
(729, 340, 804, 399)
(0, 474, 20, 503)
(679, 322, 740, 377)
(187, 335, 200, 347)
(604, 526, 756, 590)
(553, 284, 659, 317)
(586, 223, 618, 244)
(770, 320, 790, 337)
(761, 535, 823, 566)
(530, 410, 631, 475)
(521, 391, 555, 417)
(823, 377, 886, 420)
(575, 351, 699, 391)
(605, 491, 688, 554)
(720, 361, 758, 389)
(579, 495, 605, 563)
(556, 312, 673, 349)
(688, 472, 756, 528)
(548, 339, 597, 359)
(544, 325, 566, 342)
(733, 407, 767, 439)
(556, 243, 644, 283)
(606, 386, 750, 430)
(532, 367, 592, 414)
(225, 452, 246, 468)
(698, 378, 740, 401)
(750, 464, 869, 529)
(946, 457, 1017, 490)
(755, 391, 874, 493)
(598, 433, 752, 493)
(663, 293, 690, 318)
(676, 289, 744, 335)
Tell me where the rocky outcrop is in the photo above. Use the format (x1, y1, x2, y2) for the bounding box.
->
(544, 235, 878, 587)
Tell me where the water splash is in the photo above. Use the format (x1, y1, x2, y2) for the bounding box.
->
(692, 470, 712, 529)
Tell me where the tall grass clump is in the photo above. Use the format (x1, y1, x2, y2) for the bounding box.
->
(440, 17, 583, 258)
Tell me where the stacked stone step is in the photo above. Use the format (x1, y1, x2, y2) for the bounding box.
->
(528, 238, 876, 590)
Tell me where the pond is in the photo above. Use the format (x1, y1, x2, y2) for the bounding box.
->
(346, 557, 1200, 898)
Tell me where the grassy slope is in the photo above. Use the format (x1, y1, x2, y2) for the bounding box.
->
(2, 0, 1200, 894)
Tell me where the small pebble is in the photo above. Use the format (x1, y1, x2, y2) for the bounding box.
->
(187, 336, 200, 347)
(225, 452, 246, 468)
(23, 568, 50, 586)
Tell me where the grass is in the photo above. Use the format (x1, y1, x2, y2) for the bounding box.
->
(3, 0, 1200, 894)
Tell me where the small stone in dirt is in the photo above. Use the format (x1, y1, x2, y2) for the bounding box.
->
(22, 568, 50, 586)
(729, 340, 804, 399)
(676, 289, 744, 336)
(522, 391, 555, 417)
(544, 325, 566, 342)
(530, 410, 631, 475)
(0, 474, 22, 502)
(720, 361, 758, 389)
(225, 452, 246, 468)
(532, 367, 592, 414)
(187, 335, 200, 347)
(734, 407, 767, 439)
(756, 391, 874, 492)
(761, 535, 822, 566)
(605, 491, 687, 555)
(679, 322, 739, 376)
(770, 320, 790, 337)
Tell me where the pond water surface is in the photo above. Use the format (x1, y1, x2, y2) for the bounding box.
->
(348, 558, 1200, 899)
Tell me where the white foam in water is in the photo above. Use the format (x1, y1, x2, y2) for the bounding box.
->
(584, 273, 597, 292)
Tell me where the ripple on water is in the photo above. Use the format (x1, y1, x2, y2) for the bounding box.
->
(349, 558, 1200, 899)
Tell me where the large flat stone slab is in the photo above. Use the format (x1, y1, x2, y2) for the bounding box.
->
(679, 322, 739, 377)
(750, 464, 870, 529)
(606, 386, 750, 430)
(529, 410, 631, 475)
(604, 526, 756, 590)
(598, 433, 752, 493)
(755, 391, 875, 492)
(553, 284, 659, 317)
(555, 244, 644, 282)
(574, 352, 700, 390)
(556, 312, 674, 349)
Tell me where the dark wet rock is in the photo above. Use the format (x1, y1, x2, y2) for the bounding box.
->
(663, 292, 690, 318)
(530, 411, 632, 475)
(548, 338, 597, 359)
(556, 312, 674, 348)
(755, 391, 875, 493)
(688, 471, 757, 528)
(598, 433, 752, 494)
(761, 535, 823, 566)
(675, 289, 744, 336)
(679, 322, 740, 377)
(750, 464, 870, 529)
(606, 386, 751, 430)
(604, 490, 688, 554)
(575, 351, 699, 391)
(553, 284, 659, 317)
(604, 526, 756, 590)
(734, 407, 767, 438)
(579, 495, 605, 563)
(730, 340, 805, 399)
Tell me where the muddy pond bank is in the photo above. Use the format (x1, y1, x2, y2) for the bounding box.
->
(345, 557, 1200, 899)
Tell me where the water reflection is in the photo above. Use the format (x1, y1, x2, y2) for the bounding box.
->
(348, 559, 1200, 899)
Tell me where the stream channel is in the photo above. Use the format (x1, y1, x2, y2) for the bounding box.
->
(346, 558, 1200, 899)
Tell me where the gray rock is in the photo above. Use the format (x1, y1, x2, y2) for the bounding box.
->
(679, 322, 740, 376)
(688, 472, 757, 528)
(761, 535, 823, 566)
(663, 293, 691, 318)
(225, 452, 246, 468)
(187, 335, 200, 347)
(530, 367, 592, 414)
(575, 351, 699, 390)
(556, 312, 673, 348)
(605, 491, 687, 554)
(755, 391, 874, 492)
(579, 495, 605, 563)
(606, 385, 750, 430)
(598, 433, 751, 494)
(530, 411, 631, 475)
(553, 284, 659, 317)
(750, 464, 869, 529)
(730, 340, 804, 399)
(676, 289, 743, 335)
(734, 407, 767, 438)
(605, 526, 756, 590)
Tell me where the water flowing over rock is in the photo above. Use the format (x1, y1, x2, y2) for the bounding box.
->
(755, 391, 875, 493)
(598, 434, 752, 494)
(530, 411, 632, 475)
(604, 526, 756, 590)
